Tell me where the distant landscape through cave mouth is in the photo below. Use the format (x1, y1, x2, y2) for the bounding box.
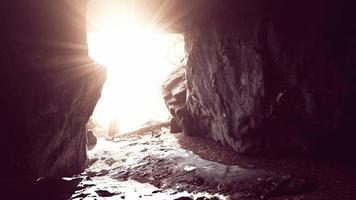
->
(86, 0, 185, 137)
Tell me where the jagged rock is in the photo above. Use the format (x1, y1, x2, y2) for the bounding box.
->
(168, 1, 356, 155)
(86, 130, 97, 150)
(1, 0, 106, 186)
(173, 197, 193, 200)
(162, 66, 187, 133)
(170, 118, 182, 133)
(95, 189, 116, 197)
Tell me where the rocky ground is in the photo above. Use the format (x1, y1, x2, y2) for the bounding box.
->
(65, 128, 347, 200)
(172, 133, 356, 200)
(28, 128, 356, 200)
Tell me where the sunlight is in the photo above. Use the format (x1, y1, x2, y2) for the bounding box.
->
(86, 1, 184, 134)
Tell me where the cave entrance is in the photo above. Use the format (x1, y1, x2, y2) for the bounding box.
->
(86, 0, 185, 139)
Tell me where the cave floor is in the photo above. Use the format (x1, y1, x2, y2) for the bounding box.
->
(62, 129, 356, 200)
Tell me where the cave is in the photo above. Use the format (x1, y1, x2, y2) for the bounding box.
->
(2, 0, 356, 199)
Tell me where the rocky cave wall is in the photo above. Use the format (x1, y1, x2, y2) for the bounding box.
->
(165, 0, 356, 155)
(1, 0, 106, 184)
(2, 0, 356, 187)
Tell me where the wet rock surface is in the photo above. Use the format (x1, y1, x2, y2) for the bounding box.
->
(56, 131, 318, 200)
(8, 130, 355, 200)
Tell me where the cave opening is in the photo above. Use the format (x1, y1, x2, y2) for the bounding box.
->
(86, 0, 185, 139)
(5, 0, 356, 199)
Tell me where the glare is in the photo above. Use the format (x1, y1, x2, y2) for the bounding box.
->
(86, 2, 184, 134)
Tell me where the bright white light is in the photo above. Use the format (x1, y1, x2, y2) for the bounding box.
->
(87, 7, 184, 134)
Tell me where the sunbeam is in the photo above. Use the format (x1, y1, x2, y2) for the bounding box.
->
(86, 0, 185, 135)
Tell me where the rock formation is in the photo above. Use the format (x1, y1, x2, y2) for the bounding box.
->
(87, 130, 97, 151)
(2, 0, 356, 194)
(162, 66, 187, 133)
(164, 0, 356, 155)
(1, 0, 106, 187)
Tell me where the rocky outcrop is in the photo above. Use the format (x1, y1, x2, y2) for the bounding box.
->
(0, 0, 106, 185)
(166, 0, 356, 155)
(162, 66, 187, 133)
(87, 130, 97, 151)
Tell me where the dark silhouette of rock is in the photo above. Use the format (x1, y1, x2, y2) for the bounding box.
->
(95, 189, 116, 197)
(162, 66, 186, 133)
(1, 0, 106, 188)
(163, 0, 356, 156)
(87, 130, 97, 150)
(2, 0, 356, 198)
(170, 118, 182, 133)
(174, 197, 193, 200)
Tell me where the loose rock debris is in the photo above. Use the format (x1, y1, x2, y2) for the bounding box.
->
(66, 131, 315, 199)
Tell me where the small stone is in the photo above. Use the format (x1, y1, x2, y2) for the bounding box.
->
(86, 130, 97, 150)
(173, 197, 193, 200)
(95, 190, 115, 197)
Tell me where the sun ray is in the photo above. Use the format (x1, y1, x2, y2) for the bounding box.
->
(86, 1, 184, 135)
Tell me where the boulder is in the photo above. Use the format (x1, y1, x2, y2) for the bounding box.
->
(167, 0, 356, 155)
(162, 66, 187, 133)
(87, 131, 97, 150)
(169, 118, 182, 133)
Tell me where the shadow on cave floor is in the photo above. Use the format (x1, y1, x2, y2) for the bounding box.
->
(173, 133, 356, 200)
(23, 129, 356, 200)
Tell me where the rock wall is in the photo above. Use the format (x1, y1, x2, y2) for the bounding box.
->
(167, 0, 356, 154)
(162, 66, 187, 133)
(0, 0, 106, 184)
